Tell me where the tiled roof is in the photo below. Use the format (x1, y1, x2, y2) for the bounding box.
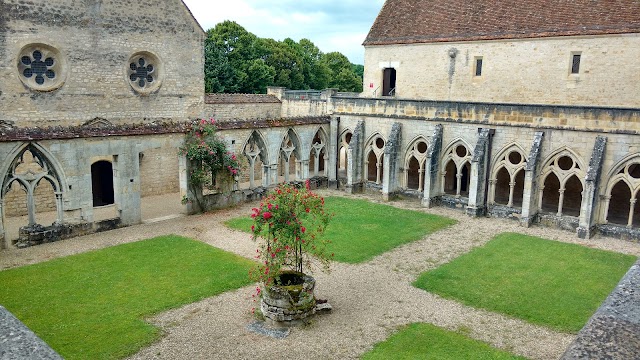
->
(364, 0, 640, 46)
(204, 94, 281, 104)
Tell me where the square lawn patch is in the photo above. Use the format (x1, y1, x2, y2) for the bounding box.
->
(413, 233, 637, 333)
(225, 196, 456, 263)
(362, 323, 526, 359)
(0, 235, 255, 359)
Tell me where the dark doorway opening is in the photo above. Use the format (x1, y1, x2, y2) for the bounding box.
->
(92, 161, 114, 206)
(382, 68, 396, 96)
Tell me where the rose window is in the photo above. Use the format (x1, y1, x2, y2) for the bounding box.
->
(21, 50, 56, 85)
(17, 44, 66, 91)
(127, 52, 162, 94)
(129, 58, 155, 88)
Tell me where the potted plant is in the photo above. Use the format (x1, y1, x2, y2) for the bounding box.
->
(250, 181, 332, 325)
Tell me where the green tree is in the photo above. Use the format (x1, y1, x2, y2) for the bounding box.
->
(204, 21, 362, 93)
(321, 52, 363, 92)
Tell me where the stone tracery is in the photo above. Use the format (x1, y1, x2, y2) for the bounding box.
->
(364, 133, 385, 184)
(539, 148, 585, 217)
(489, 144, 527, 208)
(403, 137, 429, 191)
(441, 140, 472, 197)
(602, 155, 640, 228)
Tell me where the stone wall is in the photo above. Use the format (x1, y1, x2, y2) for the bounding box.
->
(0, 0, 205, 128)
(280, 99, 328, 118)
(562, 260, 640, 359)
(332, 97, 640, 133)
(139, 138, 181, 197)
(203, 94, 282, 121)
(363, 34, 640, 107)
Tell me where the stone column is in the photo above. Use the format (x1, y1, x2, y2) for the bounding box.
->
(26, 182, 37, 226)
(269, 164, 279, 185)
(328, 118, 339, 188)
(422, 125, 443, 207)
(54, 191, 64, 224)
(382, 122, 402, 201)
(577, 136, 607, 239)
(115, 150, 142, 225)
(346, 120, 365, 194)
(179, 154, 197, 214)
(300, 159, 310, 180)
(0, 200, 7, 249)
(466, 128, 493, 217)
(520, 131, 544, 227)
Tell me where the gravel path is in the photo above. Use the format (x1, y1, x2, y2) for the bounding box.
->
(2, 190, 639, 360)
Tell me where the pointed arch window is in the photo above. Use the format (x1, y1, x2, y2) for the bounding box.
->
(1, 144, 65, 228)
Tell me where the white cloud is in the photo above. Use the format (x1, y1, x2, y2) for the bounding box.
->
(181, 0, 385, 64)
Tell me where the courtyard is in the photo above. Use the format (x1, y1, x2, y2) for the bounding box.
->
(1, 191, 639, 359)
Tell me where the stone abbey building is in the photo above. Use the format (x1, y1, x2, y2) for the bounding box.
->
(1, 0, 639, 248)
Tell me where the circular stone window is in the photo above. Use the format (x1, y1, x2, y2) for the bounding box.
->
(127, 52, 163, 94)
(17, 44, 66, 91)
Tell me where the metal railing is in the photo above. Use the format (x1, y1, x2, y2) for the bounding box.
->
(283, 90, 322, 100)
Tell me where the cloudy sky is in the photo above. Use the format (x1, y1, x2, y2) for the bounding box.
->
(181, 0, 386, 64)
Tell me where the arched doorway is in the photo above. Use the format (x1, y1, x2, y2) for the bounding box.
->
(91, 161, 114, 206)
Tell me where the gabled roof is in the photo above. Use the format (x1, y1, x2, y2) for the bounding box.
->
(364, 0, 640, 46)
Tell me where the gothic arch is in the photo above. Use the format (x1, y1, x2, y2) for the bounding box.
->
(538, 147, 585, 217)
(403, 136, 430, 191)
(1, 143, 66, 227)
(489, 143, 527, 207)
(279, 128, 303, 182)
(338, 128, 353, 176)
(310, 127, 328, 177)
(364, 132, 386, 184)
(243, 131, 269, 188)
(441, 139, 472, 196)
(601, 153, 640, 228)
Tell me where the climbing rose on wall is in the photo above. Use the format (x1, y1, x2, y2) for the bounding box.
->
(179, 118, 241, 191)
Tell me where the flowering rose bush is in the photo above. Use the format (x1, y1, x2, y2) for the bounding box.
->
(249, 181, 332, 286)
(179, 118, 241, 191)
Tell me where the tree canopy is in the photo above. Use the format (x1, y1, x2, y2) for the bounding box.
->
(205, 21, 363, 94)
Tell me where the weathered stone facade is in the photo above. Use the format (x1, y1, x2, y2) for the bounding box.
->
(363, 35, 640, 107)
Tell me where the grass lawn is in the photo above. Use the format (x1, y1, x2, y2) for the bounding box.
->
(0, 235, 255, 359)
(225, 196, 456, 263)
(362, 323, 526, 360)
(413, 232, 637, 333)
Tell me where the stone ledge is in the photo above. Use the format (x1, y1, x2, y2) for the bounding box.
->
(0, 306, 62, 360)
(0, 116, 331, 142)
(562, 260, 640, 359)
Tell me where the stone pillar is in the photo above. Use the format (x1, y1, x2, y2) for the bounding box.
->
(0, 200, 7, 249)
(422, 125, 443, 207)
(26, 183, 37, 226)
(262, 165, 270, 187)
(328, 118, 339, 188)
(54, 191, 64, 224)
(115, 151, 142, 225)
(300, 159, 310, 180)
(577, 136, 607, 239)
(520, 131, 544, 227)
(382, 122, 402, 201)
(466, 129, 493, 217)
(269, 164, 279, 185)
(346, 120, 365, 194)
(179, 154, 197, 214)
